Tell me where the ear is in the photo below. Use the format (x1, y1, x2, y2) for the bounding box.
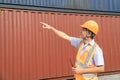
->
(87, 31, 92, 36)
(89, 31, 93, 36)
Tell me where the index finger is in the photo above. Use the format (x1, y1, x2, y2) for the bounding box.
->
(40, 22, 44, 24)
(72, 67, 76, 70)
(40, 22, 46, 25)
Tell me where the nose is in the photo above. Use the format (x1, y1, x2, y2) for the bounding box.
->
(80, 31, 82, 37)
(80, 30, 82, 34)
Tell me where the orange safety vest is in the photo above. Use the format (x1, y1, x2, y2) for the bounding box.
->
(74, 43, 98, 80)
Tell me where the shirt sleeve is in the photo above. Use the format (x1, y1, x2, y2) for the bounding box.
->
(70, 37, 81, 48)
(93, 47, 104, 66)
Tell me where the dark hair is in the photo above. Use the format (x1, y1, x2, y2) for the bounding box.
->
(91, 31, 95, 39)
(86, 29, 95, 39)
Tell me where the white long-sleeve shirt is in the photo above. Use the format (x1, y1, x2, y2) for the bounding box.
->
(70, 37, 104, 66)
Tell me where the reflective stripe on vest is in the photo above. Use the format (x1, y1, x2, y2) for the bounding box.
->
(75, 43, 97, 68)
(74, 43, 98, 80)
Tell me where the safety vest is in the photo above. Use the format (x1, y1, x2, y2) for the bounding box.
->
(74, 43, 98, 80)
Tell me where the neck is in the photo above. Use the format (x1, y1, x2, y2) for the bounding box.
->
(83, 38, 92, 44)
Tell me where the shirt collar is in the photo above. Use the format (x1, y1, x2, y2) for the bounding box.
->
(82, 39, 95, 46)
(88, 39, 95, 46)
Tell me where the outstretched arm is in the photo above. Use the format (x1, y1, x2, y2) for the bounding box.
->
(40, 22, 71, 42)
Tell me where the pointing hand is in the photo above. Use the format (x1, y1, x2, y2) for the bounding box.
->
(40, 22, 52, 30)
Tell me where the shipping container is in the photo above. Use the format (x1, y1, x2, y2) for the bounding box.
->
(0, 0, 120, 12)
(0, 8, 120, 80)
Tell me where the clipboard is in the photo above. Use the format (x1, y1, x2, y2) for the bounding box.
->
(69, 58, 74, 67)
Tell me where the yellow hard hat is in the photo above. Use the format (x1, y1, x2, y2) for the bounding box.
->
(81, 20, 99, 35)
